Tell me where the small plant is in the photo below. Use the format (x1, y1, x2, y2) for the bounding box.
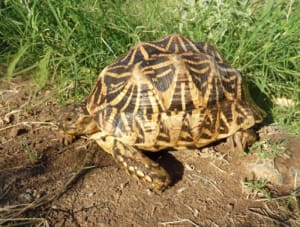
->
(242, 178, 272, 199)
(285, 191, 300, 211)
(249, 140, 289, 160)
(22, 142, 41, 164)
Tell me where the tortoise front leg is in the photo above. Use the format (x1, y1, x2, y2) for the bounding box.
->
(228, 128, 257, 152)
(91, 133, 171, 191)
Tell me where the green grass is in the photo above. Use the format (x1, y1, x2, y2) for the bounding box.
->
(249, 139, 289, 159)
(242, 178, 272, 199)
(22, 142, 41, 164)
(0, 0, 299, 134)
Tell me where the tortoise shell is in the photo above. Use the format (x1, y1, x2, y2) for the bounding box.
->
(86, 34, 264, 150)
(59, 34, 265, 190)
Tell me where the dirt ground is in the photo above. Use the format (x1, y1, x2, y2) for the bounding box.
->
(0, 77, 300, 226)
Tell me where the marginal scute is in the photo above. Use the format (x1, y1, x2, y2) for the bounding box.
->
(128, 166, 135, 172)
(145, 175, 153, 183)
(136, 170, 145, 177)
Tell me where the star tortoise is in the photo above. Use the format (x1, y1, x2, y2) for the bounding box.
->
(58, 34, 265, 191)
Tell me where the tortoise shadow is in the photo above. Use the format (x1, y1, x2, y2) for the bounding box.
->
(247, 80, 274, 126)
(144, 151, 184, 187)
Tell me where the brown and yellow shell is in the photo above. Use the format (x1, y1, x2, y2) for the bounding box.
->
(85, 34, 264, 151)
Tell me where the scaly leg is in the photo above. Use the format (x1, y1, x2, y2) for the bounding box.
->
(229, 128, 257, 152)
(91, 133, 171, 191)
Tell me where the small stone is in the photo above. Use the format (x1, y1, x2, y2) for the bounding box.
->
(19, 192, 34, 203)
(184, 164, 194, 171)
(88, 192, 96, 197)
(177, 187, 186, 193)
(25, 188, 33, 194)
(227, 203, 234, 211)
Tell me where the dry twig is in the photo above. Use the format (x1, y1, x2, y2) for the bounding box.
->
(248, 206, 287, 225)
(0, 121, 57, 132)
(158, 218, 199, 226)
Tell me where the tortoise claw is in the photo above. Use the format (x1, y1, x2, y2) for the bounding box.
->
(59, 133, 76, 146)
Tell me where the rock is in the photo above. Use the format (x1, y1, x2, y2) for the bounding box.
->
(245, 159, 284, 185)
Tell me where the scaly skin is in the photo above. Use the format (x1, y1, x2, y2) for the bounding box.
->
(58, 104, 171, 191)
(93, 133, 171, 190)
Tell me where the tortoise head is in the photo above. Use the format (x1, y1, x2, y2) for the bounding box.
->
(57, 104, 99, 144)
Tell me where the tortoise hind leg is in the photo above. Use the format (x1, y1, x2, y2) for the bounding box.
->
(92, 134, 171, 191)
(113, 140, 171, 191)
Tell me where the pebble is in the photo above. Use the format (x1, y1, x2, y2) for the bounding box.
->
(226, 202, 234, 211)
(19, 188, 34, 203)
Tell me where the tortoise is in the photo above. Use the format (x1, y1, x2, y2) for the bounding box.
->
(58, 34, 265, 191)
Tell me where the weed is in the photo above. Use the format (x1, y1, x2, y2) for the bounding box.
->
(22, 142, 41, 164)
(285, 191, 300, 211)
(249, 140, 289, 160)
(272, 106, 300, 135)
(242, 178, 272, 199)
